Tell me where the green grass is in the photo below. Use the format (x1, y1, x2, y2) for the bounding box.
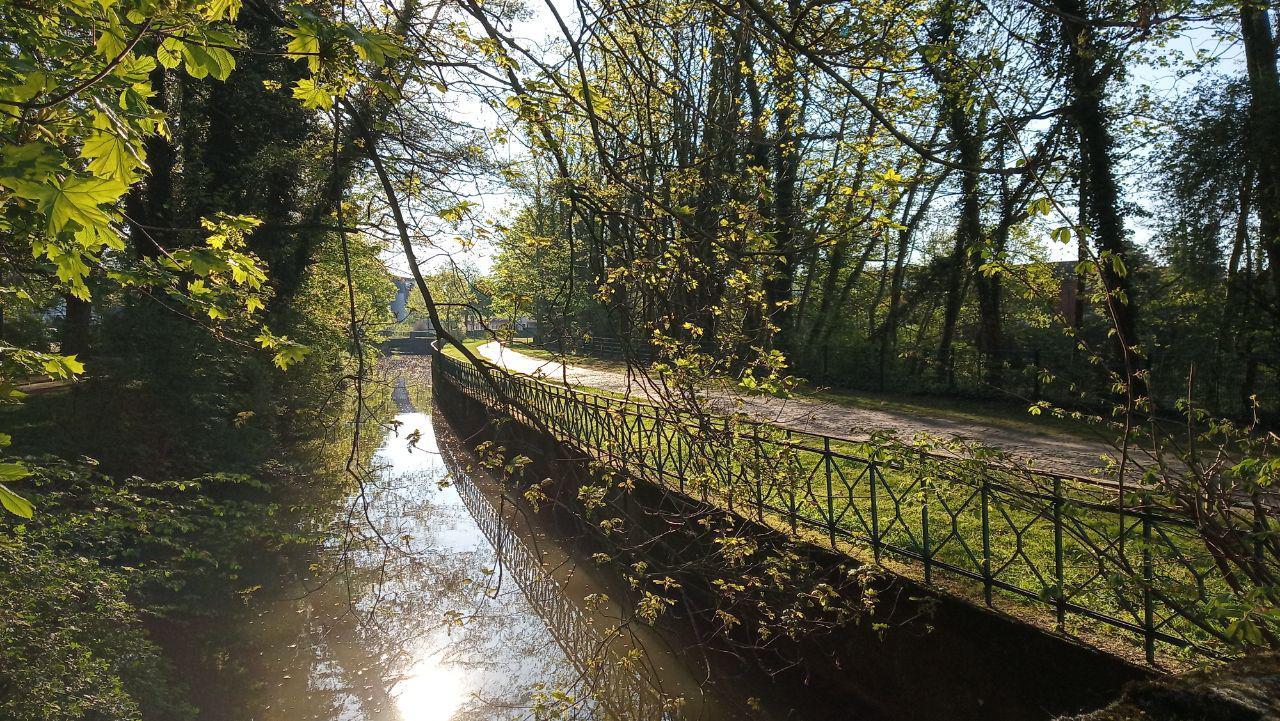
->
(613, 408, 1225, 664)
(439, 337, 488, 361)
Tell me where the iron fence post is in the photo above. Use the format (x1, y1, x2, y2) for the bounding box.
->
(1054, 475, 1065, 633)
(754, 426, 764, 524)
(981, 470, 992, 606)
(724, 417, 734, 514)
(922, 472, 932, 584)
(786, 429, 797, 534)
(1142, 491, 1155, 664)
(655, 410, 664, 481)
(679, 427, 686, 495)
(870, 464, 880, 562)
(700, 418, 709, 503)
(825, 436, 836, 549)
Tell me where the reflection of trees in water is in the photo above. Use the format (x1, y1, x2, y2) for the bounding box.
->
(438, 432, 677, 721)
(276, 405, 646, 721)
(233, 376, 684, 721)
(319, 423, 591, 720)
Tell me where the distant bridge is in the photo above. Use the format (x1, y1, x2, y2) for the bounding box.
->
(378, 329, 434, 355)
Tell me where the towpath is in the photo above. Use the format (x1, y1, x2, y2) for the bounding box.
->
(475, 342, 1124, 476)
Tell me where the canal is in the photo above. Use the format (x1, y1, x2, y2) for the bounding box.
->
(190, 370, 809, 720)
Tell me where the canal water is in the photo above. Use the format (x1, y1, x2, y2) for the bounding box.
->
(203, 375, 766, 721)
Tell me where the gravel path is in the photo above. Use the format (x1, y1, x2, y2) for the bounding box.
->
(477, 342, 1121, 476)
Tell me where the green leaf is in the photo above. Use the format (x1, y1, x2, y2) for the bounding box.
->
(352, 31, 401, 66)
(292, 78, 335, 110)
(60, 355, 85, 376)
(157, 38, 184, 69)
(1111, 253, 1128, 277)
(438, 199, 477, 223)
(180, 43, 233, 80)
(3, 70, 51, 103)
(11, 175, 129, 233)
(0, 142, 64, 187)
(0, 483, 33, 518)
(82, 129, 144, 180)
(204, 46, 236, 80)
(285, 25, 322, 72)
(201, 0, 243, 21)
(95, 22, 127, 59)
(115, 53, 157, 83)
(1027, 197, 1053, 217)
(0, 462, 28, 482)
(0, 461, 32, 518)
(181, 43, 213, 78)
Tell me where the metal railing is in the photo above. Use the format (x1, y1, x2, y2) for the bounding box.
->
(432, 344, 1253, 665)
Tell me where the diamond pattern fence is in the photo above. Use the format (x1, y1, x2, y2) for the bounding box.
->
(433, 345, 1251, 664)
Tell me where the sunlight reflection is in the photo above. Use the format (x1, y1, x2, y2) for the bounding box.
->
(395, 655, 467, 721)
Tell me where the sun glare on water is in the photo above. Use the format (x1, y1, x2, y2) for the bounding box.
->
(395, 657, 468, 721)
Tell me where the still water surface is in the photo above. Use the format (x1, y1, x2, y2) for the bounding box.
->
(210, 381, 746, 721)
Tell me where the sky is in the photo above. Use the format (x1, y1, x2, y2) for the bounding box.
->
(383, 1, 563, 278)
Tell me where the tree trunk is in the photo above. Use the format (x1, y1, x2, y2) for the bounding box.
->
(689, 24, 741, 342)
(1056, 0, 1142, 398)
(974, 223, 1005, 386)
(1241, 4, 1280, 301)
(736, 35, 775, 364)
(765, 23, 802, 357)
(61, 294, 92, 360)
(126, 65, 174, 257)
(927, 4, 981, 386)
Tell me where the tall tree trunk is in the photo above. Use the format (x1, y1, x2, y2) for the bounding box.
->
(816, 241, 877, 353)
(765, 19, 802, 358)
(806, 237, 849, 349)
(689, 25, 742, 342)
(792, 245, 820, 346)
(977, 150, 1041, 389)
(736, 36, 775, 364)
(927, 3, 981, 385)
(61, 295, 92, 360)
(1222, 166, 1254, 344)
(975, 222, 1005, 386)
(126, 65, 174, 257)
(1056, 0, 1143, 399)
(1241, 4, 1280, 301)
(1226, 166, 1258, 412)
